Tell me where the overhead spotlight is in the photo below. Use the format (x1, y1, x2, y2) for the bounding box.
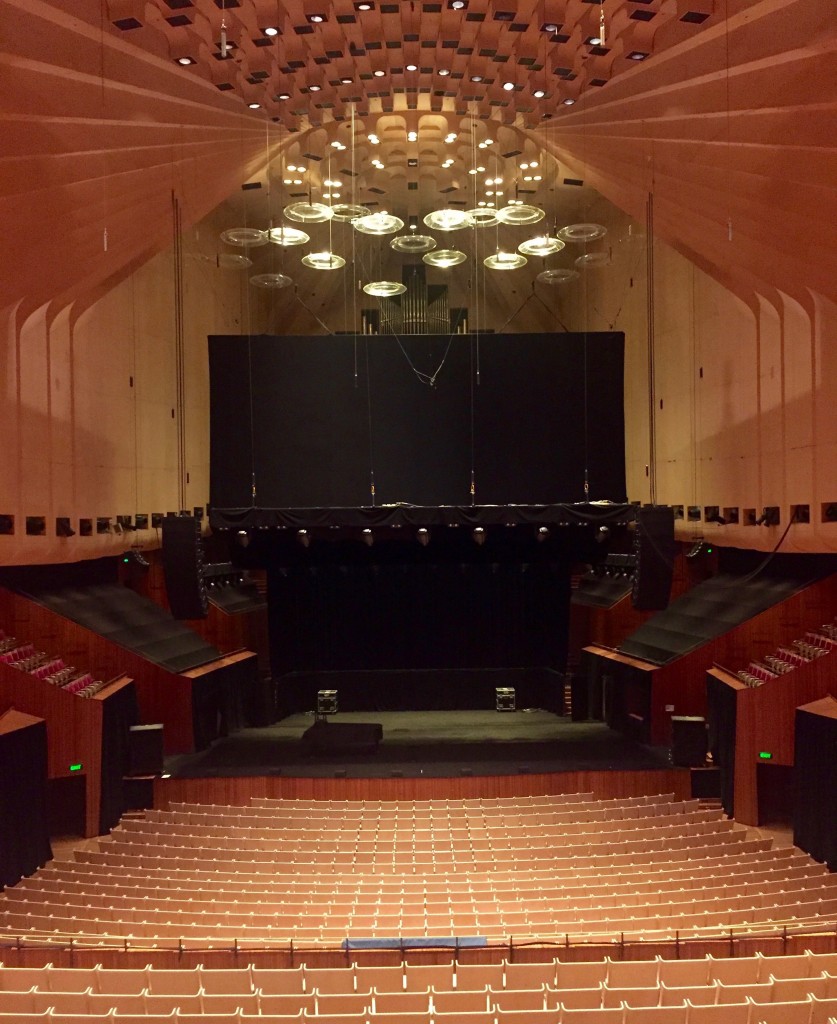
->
(406, 64, 418, 72)
(306, 13, 326, 23)
(470, 74, 483, 82)
(417, 527, 430, 547)
(355, 1, 375, 9)
(537, 526, 550, 542)
(502, 82, 516, 91)
(308, 84, 321, 92)
(248, 102, 261, 109)
(473, 526, 486, 546)
(297, 528, 311, 548)
(176, 56, 196, 66)
(236, 529, 250, 549)
(595, 525, 610, 544)
(362, 528, 374, 547)
(438, 68, 450, 76)
(264, 26, 280, 36)
(563, 97, 576, 106)
(373, 69, 385, 77)
(541, 22, 558, 32)
(533, 89, 546, 98)
(448, 0, 468, 8)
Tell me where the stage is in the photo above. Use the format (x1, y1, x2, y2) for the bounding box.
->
(166, 710, 672, 780)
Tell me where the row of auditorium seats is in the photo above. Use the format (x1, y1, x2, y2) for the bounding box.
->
(0, 629, 107, 698)
(2, 794, 836, 946)
(737, 621, 836, 687)
(0, 957, 837, 1021)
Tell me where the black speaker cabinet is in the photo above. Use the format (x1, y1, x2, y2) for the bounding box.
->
(671, 715, 708, 767)
(632, 505, 677, 611)
(127, 724, 164, 776)
(161, 514, 208, 619)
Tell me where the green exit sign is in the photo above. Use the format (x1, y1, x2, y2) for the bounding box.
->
(69, 763, 83, 772)
(759, 751, 773, 760)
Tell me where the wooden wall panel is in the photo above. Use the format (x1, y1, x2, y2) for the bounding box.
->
(153, 767, 691, 809)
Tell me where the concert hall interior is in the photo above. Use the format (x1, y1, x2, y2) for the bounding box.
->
(0, 0, 836, 1013)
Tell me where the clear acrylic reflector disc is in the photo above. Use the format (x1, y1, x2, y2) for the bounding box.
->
(537, 268, 579, 284)
(484, 251, 528, 270)
(268, 226, 310, 246)
(284, 201, 334, 223)
(250, 273, 293, 289)
(353, 212, 405, 235)
(558, 222, 607, 243)
(423, 249, 467, 268)
(391, 234, 437, 254)
(423, 209, 471, 232)
(220, 228, 268, 247)
(465, 208, 500, 227)
(496, 205, 545, 226)
(332, 203, 371, 222)
(575, 251, 610, 268)
(362, 281, 408, 297)
(518, 235, 566, 257)
(301, 251, 346, 270)
(214, 253, 253, 268)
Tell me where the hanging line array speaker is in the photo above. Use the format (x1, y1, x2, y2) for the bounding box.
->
(631, 505, 677, 611)
(161, 515, 209, 619)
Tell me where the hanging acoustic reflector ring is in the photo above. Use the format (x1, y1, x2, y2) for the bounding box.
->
(301, 251, 346, 270)
(518, 235, 566, 257)
(220, 227, 268, 247)
(575, 251, 610, 268)
(391, 234, 437, 254)
(558, 222, 607, 243)
(423, 209, 471, 232)
(268, 226, 310, 246)
(537, 268, 578, 284)
(362, 281, 408, 297)
(465, 208, 500, 227)
(496, 205, 545, 226)
(250, 273, 293, 289)
(484, 251, 528, 270)
(353, 212, 405, 235)
(214, 253, 253, 268)
(422, 249, 467, 268)
(284, 201, 334, 223)
(331, 203, 371, 222)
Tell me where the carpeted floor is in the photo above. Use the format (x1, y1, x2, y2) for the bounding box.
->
(167, 710, 671, 779)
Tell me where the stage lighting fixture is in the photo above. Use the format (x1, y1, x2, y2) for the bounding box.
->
(297, 528, 311, 547)
(473, 527, 486, 546)
(236, 529, 250, 548)
(537, 526, 550, 542)
(55, 517, 76, 537)
(362, 528, 374, 547)
(595, 525, 610, 543)
(417, 527, 430, 547)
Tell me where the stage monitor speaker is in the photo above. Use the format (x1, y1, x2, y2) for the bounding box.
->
(161, 515, 208, 619)
(127, 724, 164, 776)
(671, 715, 707, 767)
(632, 505, 677, 610)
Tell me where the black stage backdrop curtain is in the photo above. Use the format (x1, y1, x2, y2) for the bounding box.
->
(706, 672, 737, 818)
(793, 700, 837, 870)
(99, 683, 139, 834)
(209, 332, 626, 511)
(268, 548, 572, 712)
(0, 716, 52, 887)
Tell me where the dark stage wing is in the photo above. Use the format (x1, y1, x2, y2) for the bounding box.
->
(209, 332, 625, 512)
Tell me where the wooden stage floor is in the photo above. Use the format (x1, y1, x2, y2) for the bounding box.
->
(167, 711, 672, 780)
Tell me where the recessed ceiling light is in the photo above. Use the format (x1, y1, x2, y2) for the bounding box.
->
(533, 89, 545, 98)
(341, 77, 353, 84)
(470, 74, 483, 82)
(307, 13, 326, 23)
(277, 92, 291, 100)
(248, 102, 260, 109)
(264, 26, 279, 36)
(502, 82, 515, 91)
(563, 97, 575, 105)
(448, 0, 467, 8)
(541, 23, 558, 32)
(176, 56, 196, 65)
(373, 69, 385, 76)
(628, 50, 649, 61)
(355, 1, 375, 9)
(406, 63, 418, 71)
(438, 68, 450, 76)
(309, 84, 321, 91)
